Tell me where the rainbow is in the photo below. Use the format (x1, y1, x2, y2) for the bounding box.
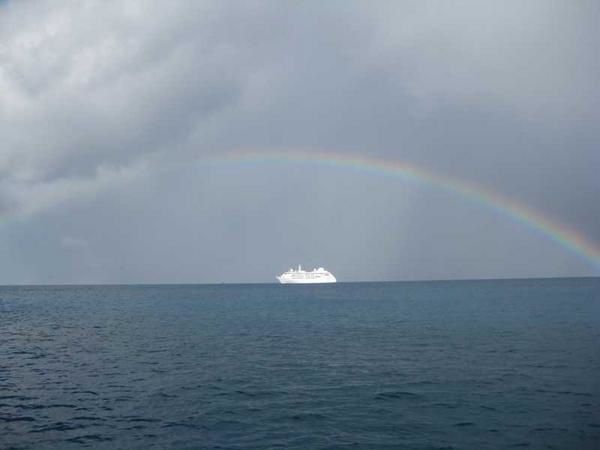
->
(210, 149, 600, 270)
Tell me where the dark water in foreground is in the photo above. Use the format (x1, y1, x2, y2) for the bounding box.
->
(1, 278, 599, 449)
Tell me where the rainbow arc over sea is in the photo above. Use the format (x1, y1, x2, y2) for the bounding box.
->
(212, 148, 600, 271)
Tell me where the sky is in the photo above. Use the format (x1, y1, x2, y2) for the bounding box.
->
(0, 0, 598, 284)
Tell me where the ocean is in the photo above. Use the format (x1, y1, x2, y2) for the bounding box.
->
(1, 278, 599, 449)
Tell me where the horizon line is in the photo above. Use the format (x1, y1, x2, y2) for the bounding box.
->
(1, 275, 598, 288)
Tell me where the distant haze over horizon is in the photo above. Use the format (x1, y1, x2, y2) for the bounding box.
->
(1, 0, 598, 284)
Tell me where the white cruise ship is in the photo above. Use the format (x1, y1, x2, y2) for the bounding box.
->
(277, 265, 336, 284)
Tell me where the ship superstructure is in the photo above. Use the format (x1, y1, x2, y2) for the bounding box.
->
(277, 265, 336, 284)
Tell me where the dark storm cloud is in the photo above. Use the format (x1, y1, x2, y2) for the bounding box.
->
(0, 0, 598, 282)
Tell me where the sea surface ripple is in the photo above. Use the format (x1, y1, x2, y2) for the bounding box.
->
(1, 278, 599, 449)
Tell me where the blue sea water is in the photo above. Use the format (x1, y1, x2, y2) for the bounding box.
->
(1, 278, 599, 449)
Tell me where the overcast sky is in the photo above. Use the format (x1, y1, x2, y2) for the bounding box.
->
(1, 0, 598, 284)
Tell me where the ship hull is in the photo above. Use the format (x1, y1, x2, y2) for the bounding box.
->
(277, 275, 336, 284)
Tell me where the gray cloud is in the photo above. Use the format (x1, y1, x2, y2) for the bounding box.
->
(364, 1, 599, 120)
(0, 0, 598, 283)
